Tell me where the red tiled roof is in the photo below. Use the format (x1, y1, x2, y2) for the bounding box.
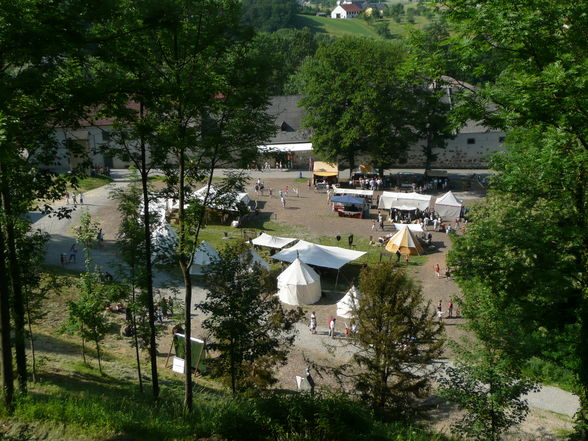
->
(341, 4, 362, 13)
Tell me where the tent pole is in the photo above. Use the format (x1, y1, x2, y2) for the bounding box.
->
(335, 269, 340, 289)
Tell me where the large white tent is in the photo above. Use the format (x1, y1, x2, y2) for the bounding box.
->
(193, 185, 250, 211)
(152, 222, 178, 262)
(271, 240, 366, 270)
(250, 232, 297, 249)
(435, 191, 463, 221)
(190, 241, 220, 275)
(378, 192, 434, 211)
(336, 285, 360, 319)
(277, 258, 321, 306)
(393, 223, 424, 233)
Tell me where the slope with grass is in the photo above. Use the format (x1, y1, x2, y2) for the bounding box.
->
(0, 269, 452, 441)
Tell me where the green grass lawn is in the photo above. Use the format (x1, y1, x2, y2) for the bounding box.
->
(292, 13, 431, 39)
(67, 175, 112, 192)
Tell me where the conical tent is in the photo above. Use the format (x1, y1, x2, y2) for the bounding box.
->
(337, 285, 360, 319)
(385, 226, 423, 255)
(242, 248, 270, 272)
(277, 258, 321, 306)
(190, 241, 220, 275)
(152, 222, 178, 263)
(435, 191, 463, 221)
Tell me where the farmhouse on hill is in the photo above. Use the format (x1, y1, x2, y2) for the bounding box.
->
(330, 1, 362, 19)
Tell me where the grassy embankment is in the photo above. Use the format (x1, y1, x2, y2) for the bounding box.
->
(0, 266, 451, 441)
(67, 175, 113, 193)
(292, 9, 431, 40)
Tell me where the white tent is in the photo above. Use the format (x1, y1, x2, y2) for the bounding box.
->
(337, 285, 360, 319)
(277, 258, 321, 306)
(190, 241, 220, 275)
(171, 185, 250, 212)
(242, 248, 270, 272)
(435, 191, 463, 221)
(152, 222, 178, 262)
(393, 223, 424, 233)
(333, 188, 374, 197)
(271, 240, 366, 270)
(378, 192, 434, 211)
(250, 232, 297, 249)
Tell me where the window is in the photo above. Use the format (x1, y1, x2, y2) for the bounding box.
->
(467, 138, 476, 145)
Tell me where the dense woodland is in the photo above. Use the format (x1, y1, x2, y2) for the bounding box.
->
(0, 0, 587, 440)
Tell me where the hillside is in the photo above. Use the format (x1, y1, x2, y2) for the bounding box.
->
(292, 12, 432, 39)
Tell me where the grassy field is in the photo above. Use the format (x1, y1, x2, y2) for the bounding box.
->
(292, 12, 432, 39)
(67, 175, 113, 193)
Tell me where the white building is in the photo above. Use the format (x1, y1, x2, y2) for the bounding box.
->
(330, 1, 362, 19)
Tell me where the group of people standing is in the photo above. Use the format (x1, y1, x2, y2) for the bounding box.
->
(309, 312, 357, 338)
(64, 190, 84, 205)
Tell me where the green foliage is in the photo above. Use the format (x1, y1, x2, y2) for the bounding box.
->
(439, 342, 538, 441)
(74, 210, 100, 262)
(241, 0, 299, 32)
(61, 271, 111, 373)
(347, 264, 443, 415)
(300, 37, 418, 173)
(200, 241, 303, 392)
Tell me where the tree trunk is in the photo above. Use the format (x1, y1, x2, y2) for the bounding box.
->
(0, 226, 14, 410)
(96, 340, 102, 374)
(81, 331, 87, 364)
(0, 170, 26, 393)
(26, 306, 36, 383)
(139, 104, 159, 400)
(131, 281, 143, 393)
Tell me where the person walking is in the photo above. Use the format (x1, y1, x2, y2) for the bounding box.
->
(328, 317, 336, 338)
(68, 243, 78, 263)
(65, 191, 70, 204)
(72, 192, 77, 205)
(404, 254, 409, 264)
(281, 196, 286, 208)
(448, 298, 454, 318)
(434, 263, 440, 278)
(396, 249, 401, 262)
(309, 312, 317, 334)
(79, 192, 84, 204)
(371, 220, 376, 232)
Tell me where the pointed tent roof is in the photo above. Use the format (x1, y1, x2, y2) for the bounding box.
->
(277, 258, 320, 286)
(385, 226, 423, 255)
(242, 248, 270, 271)
(435, 191, 462, 207)
(277, 258, 321, 306)
(272, 240, 366, 270)
(250, 232, 297, 249)
(192, 240, 220, 267)
(337, 285, 360, 319)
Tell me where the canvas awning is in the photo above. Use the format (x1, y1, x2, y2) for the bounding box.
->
(250, 232, 297, 249)
(393, 223, 423, 233)
(192, 185, 250, 212)
(378, 191, 434, 211)
(258, 142, 313, 153)
(333, 188, 373, 197)
(331, 195, 365, 205)
(313, 161, 338, 177)
(272, 240, 366, 270)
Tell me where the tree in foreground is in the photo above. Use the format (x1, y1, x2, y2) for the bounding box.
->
(200, 242, 303, 393)
(341, 264, 443, 416)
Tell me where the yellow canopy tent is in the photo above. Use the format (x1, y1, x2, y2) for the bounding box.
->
(313, 161, 338, 177)
(385, 226, 423, 255)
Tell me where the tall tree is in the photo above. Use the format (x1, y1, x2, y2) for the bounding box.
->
(0, 0, 112, 397)
(121, 0, 275, 411)
(200, 241, 302, 393)
(442, 0, 588, 436)
(241, 0, 299, 33)
(339, 264, 443, 416)
(299, 38, 418, 176)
